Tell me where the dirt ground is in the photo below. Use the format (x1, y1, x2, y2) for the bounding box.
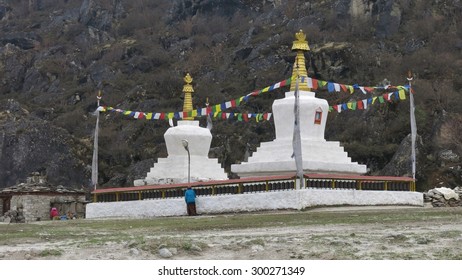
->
(1, 206, 462, 260)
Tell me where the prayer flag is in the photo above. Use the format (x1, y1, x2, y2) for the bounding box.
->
(334, 83, 341, 92)
(399, 90, 406, 100)
(327, 82, 335, 92)
(362, 99, 368, 109)
(388, 92, 394, 101)
(312, 78, 318, 90)
(348, 85, 354, 94)
(307, 77, 313, 88)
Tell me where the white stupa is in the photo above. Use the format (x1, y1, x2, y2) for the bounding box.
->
(231, 30, 367, 177)
(134, 74, 228, 186)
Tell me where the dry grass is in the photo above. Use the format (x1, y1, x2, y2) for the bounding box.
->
(1, 207, 462, 259)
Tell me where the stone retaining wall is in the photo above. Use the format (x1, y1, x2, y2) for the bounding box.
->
(86, 189, 424, 219)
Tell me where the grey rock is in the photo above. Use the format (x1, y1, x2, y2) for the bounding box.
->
(234, 47, 253, 61)
(0, 33, 39, 50)
(379, 134, 422, 177)
(129, 248, 139, 256)
(0, 4, 12, 21)
(159, 248, 173, 258)
(439, 150, 459, 162)
(79, 0, 125, 31)
(251, 245, 264, 252)
(190, 244, 202, 252)
(416, 237, 430, 245)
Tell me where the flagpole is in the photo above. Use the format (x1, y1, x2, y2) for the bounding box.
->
(91, 90, 102, 190)
(293, 59, 304, 189)
(407, 71, 417, 180)
(206, 97, 213, 131)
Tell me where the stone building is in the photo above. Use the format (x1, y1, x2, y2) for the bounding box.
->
(0, 173, 87, 222)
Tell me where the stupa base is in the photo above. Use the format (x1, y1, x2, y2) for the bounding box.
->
(232, 160, 367, 178)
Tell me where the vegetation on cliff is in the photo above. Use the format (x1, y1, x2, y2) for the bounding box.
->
(0, 0, 461, 190)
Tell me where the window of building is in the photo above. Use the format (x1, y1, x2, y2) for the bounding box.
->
(314, 108, 322, 125)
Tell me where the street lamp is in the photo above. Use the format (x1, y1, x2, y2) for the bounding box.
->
(181, 139, 190, 185)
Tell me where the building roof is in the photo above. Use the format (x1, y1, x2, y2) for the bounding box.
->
(0, 183, 85, 195)
(0, 173, 85, 195)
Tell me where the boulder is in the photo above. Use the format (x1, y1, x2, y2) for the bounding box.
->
(434, 187, 459, 201)
(158, 248, 173, 258)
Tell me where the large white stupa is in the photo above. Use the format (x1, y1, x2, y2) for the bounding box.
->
(134, 74, 228, 186)
(231, 31, 367, 177)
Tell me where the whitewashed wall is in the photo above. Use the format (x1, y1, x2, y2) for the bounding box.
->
(86, 189, 424, 219)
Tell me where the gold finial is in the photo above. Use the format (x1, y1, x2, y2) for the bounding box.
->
(292, 29, 310, 51)
(183, 73, 194, 94)
(184, 73, 193, 84)
(182, 73, 194, 120)
(290, 30, 310, 91)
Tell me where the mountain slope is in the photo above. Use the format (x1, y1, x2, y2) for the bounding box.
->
(0, 0, 461, 190)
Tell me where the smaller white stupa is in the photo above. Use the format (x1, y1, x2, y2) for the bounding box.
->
(231, 30, 367, 177)
(134, 74, 228, 186)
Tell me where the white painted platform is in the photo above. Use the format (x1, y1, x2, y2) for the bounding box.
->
(86, 189, 423, 219)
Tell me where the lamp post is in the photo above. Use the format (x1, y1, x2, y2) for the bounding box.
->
(181, 139, 190, 185)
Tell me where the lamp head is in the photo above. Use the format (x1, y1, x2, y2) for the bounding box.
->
(181, 139, 189, 151)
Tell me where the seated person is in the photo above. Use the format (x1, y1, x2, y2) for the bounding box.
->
(50, 207, 59, 220)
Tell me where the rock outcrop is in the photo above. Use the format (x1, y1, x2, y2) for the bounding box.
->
(424, 186, 462, 207)
(0, 100, 90, 188)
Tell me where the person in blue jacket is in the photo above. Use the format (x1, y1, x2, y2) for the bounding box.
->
(184, 187, 197, 216)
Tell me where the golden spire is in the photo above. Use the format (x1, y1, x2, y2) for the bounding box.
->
(182, 73, 194, 120)
(290, 30, 311, 92)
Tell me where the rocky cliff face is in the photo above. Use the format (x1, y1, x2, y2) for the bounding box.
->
(0, 100, 90, 188)
(0, 0, 461, 190)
